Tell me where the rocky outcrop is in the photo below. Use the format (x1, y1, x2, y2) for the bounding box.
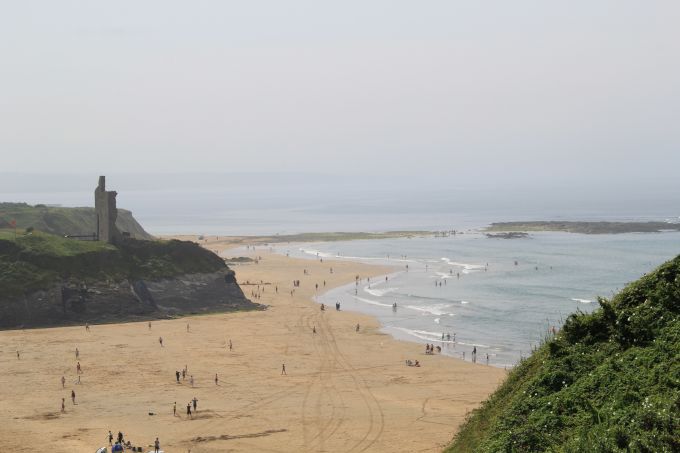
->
(0, 270, 259, 329)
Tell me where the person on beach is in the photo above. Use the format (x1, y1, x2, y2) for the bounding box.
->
(75, 347, 79, 359)
(154, 437, 160, 453)
(186, 403, 192, 418)
(187, 323, 190, 332)
(159, 336, 163, 347)
(16, 350, 20, 360)
(190, 375, 194, 387)
(76, 362, 82, 374)
(313, 326, 316, 334)
(215, 373, 219, 385)
(281, 363, 287, 375)
(85, 322, 90, 332)
(108, 431, 113, 445)
(61, 398, 65, 413)
(472, 346, 477, 363)
(486, 353, 490, 365)
(117, 431, 124, 445)
(229, 339, 233, 351)
(61, 376, 66, 388)
(71, 389, 76, 404)
(148, 321, 152, 330)
(192, 397, 198, 411)
(356, 323, 360, 332)
(320, 303, 325, 311)
(76, 375, 81, 385)
(182, 369, 186, 380)
(173, 402, 177, 416)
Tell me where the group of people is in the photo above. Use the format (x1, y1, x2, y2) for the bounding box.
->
(106, 430, 159, 452)
(425, 344, 441, 354)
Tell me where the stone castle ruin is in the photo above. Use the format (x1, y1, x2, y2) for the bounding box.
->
(94, 176, 122, 243)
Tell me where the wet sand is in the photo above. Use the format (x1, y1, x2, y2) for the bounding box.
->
(0, 243, 505, 453)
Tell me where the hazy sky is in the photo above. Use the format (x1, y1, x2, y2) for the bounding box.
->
(2, 1, 679, 188)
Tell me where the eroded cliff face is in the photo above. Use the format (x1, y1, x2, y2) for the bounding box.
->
(0, 270, 260, 329)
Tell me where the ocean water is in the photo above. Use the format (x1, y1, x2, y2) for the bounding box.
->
(275, 231, 680, 368)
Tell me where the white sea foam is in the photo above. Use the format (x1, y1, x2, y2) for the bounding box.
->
(460, 300, 470, 304)
(435, 272, 454, 279)
(571, 298, 594, 304)
(457, 341, 491, 348)
(300, 248, 334, 259)
(405, 303, 454, 316)
(353, 296, 393, 308)
(434, 318, 440, 324)
(390, 327, 456, 343)
(440, 258, 486, 274)
(364, 286, 398, 297)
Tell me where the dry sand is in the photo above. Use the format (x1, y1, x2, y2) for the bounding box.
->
(0, 242, 505, 453)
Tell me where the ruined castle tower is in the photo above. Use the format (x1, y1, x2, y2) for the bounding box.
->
(94, 176, 121, 243)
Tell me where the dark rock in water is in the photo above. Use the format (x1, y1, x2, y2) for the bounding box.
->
(485, 232, 530, 239)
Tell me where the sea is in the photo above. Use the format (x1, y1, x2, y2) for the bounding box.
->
(2, 173, 680, 367)
(273, 231, 680, 368)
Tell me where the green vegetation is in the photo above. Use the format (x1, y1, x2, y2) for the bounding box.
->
(0, 202, 152, 239)
(447, 256, 680, 452)
(486, 221, 680, 234)
(0, 229, 225, 299)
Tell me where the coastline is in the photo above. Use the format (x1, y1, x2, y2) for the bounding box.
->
(0, 236, 505, 453)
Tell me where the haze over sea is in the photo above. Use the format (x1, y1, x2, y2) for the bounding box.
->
(2, 173, 679, 367)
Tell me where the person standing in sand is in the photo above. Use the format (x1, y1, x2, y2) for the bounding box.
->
(356, 323, 360, 332)
(75, 347, 79, 359)
(76, 362, 82, 374)
(159, 336, 163, 347)
(71, 389, 76, 404)
(192, 397, 198, 412)
(154, 437, 160, 453)
(173, 402, 177, 416)
(214, 373, 219, 385)
(186, 402, 192, 418)
(229, 339, 233, 351)
(61, 376, 66, 388)
(61, 398, 65, 413)
(108, 431, 113, 445)
(190, 375, 194, 387)
(148, 321, 152, 330)
(281, 363, 287, 375)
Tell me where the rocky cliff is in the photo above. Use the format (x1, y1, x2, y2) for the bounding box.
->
(0, 231, 260, 329)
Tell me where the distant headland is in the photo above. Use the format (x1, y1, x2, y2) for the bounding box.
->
(486, 221, 680, 234)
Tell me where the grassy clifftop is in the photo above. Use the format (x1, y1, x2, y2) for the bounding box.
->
(0, 229, 226, 298)
(0, 202, 152, 239)
(447, 256, 680, 452)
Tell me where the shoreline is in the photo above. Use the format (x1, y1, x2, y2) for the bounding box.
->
(0, 236, 505, 453)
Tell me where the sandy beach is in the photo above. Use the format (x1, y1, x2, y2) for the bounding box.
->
(0, 240, 505, 453)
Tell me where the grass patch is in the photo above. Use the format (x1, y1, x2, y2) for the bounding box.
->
(0, 229, 226, 299)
